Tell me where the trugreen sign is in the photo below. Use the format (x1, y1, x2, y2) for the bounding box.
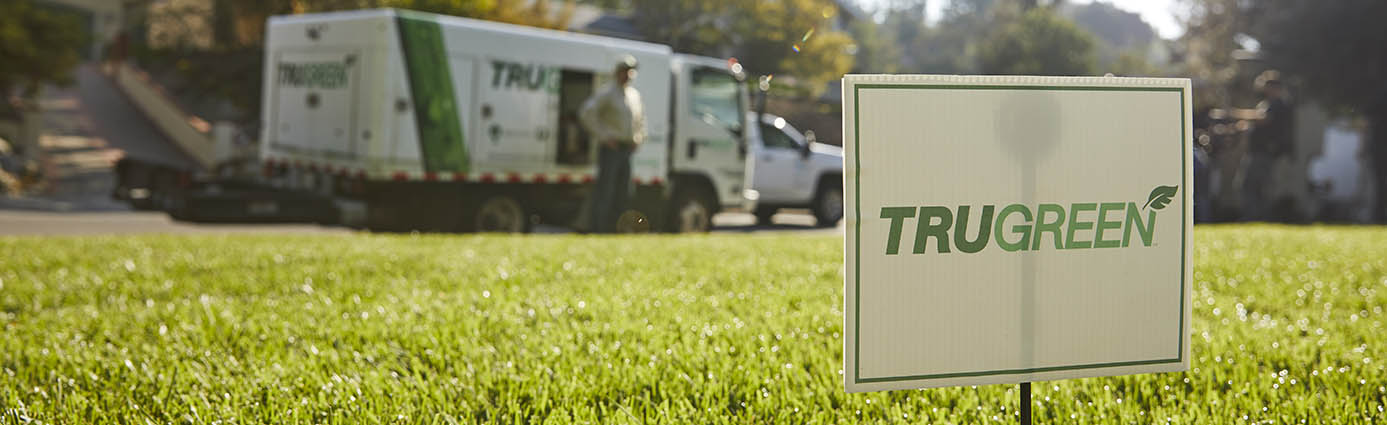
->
(843, 76, 1193, 393)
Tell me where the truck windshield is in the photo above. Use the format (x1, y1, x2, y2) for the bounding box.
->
(690, 68, 743, 135)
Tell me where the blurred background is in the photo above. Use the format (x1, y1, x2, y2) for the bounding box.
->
(1, 0, 1383, 235)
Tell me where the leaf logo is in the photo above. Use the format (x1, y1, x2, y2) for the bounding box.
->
(1142, 185, 1179, 211)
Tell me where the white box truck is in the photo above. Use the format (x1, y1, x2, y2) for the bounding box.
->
(220, 8, 755, 232)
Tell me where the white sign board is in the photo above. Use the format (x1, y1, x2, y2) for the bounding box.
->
(842, 75, 1193, 393)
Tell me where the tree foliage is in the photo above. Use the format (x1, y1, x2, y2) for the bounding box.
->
(911, 3, 989, 74)
(977, 7, 1096, 76)
(209, 0, 574, 47)
(630, 0, 854, 94)
(733, 0, 854, 90)
(1176, 0, 1387, 113)
(1174, 0, 1250, 108)
(379, 0, 574, 30)
(846, 13, 900, 74)
(866, 0, 926, 73)
(1063, 1, 1153, 53)
(1108, 52, 1159, 77)
(1061, 1, 1157, 70)
(627, 0, 731, 55)
(1246, 0, 1387, 115)
(0, 0, 86, 99)
(860, 0, 1101, 76)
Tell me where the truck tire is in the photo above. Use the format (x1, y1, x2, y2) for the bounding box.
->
(669, 187, 714, 233)
(812, 183, 844, 227)
(468, 194, 531, 233)
(754, 206, 777, 225)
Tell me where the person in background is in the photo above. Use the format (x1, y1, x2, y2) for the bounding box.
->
(1238, 70, 1295, 221)
(1369, 87, 1387, 224)
(579, 55, 646, 233)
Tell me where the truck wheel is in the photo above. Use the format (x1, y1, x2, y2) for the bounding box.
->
(812, 184, 844, 227)
(754, 206, 777, 225)
(669, 189, 713, 233)
(471, 194, 530, 233)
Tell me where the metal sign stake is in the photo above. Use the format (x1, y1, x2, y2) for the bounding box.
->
(1020, 382, 1032, 424)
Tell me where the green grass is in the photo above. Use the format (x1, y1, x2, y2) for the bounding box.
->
(0, 226, 1384, 423)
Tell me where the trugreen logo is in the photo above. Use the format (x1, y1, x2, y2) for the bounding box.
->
(490, 60, 559, 92)
(880, 186, 1178, 255)
(278, 61, 349, 89)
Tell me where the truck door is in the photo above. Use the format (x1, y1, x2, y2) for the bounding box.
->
(678, 66, 748, 208)
(753, 117, 813, 203)
(269, 50, 361, 159)
(555, 69, 596, 166)
(475, 59, 559, 166)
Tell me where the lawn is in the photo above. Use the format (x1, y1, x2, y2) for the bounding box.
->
(0, 226, 1384, 423)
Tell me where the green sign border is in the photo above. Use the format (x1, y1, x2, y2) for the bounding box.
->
(850, 83, 1188, 384)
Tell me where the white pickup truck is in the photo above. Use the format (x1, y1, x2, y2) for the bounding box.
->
(747, 113, 844, 227)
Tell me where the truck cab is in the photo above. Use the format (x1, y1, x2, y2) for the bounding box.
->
(747, 112, 843, 227)
(666, 54, 756, 232)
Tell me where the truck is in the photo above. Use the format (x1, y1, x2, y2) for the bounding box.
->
(746, 112, 844, 227)
(117, 8, 760, 233)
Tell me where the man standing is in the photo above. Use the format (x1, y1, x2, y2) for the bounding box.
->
(1240, 70, 1294, 221)
(580, 55, 646, 233)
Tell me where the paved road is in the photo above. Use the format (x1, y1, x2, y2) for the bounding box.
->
(0, 209, 841, 236)
(0, 210, 343, 236)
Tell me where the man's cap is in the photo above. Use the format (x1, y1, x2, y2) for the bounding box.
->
(616, 54, 638, 71)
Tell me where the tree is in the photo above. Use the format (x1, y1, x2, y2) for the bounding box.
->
(910, 4, 987, 74)
(846, 13, 900, 74)
(631, 0, 854, 94)
(872, 0, 927, 72)
(0, 1, 86, 100)
(629, 0, 735, 56)
(942, 0, 997, 18)
(381, 0, 574, 30)
(208, 0, 574, 47)
(1061, 1, 1157, 69)
(977, 7, 1096, 76)
(1245, 0, 1387, 221)
(730, 0, 853, 90)
(1248, 1, 1387, 116)
(1108, 51, 1158, 77)
(1063, 1, 1154, 51)
(886, 0, 1092, 75)
(1174, 0, 1250, 109)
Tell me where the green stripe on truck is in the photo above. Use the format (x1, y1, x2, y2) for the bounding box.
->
(396, 13, 468, 173)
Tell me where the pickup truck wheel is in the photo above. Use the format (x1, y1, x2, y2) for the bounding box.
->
(472, 195, 530, 233)
(812, 184, 844, 227)
(670, 189, 713, 233)
(754, 206, 777, 225)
